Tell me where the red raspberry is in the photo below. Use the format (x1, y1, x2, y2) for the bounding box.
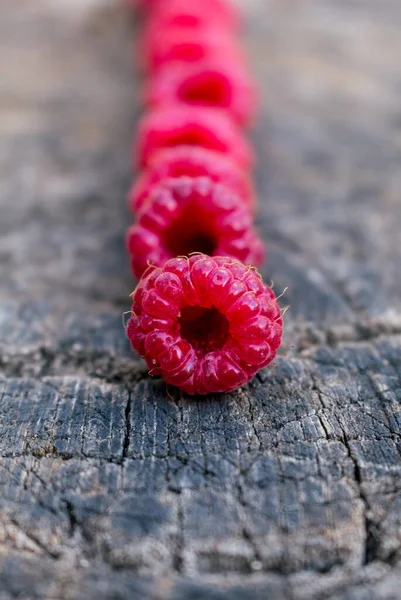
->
(135, 106, 254, 169)
(141, 0, 241, 48)
(126, 254, 283, 394)
(129, 145, 255, 213)
(141, 27, 246, 73)
(126, 176, 264, 278)
(145, 60, 257, 127)
(147, 0, 240, 32)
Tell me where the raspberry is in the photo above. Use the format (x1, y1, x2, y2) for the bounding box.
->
(135, 106, 254, 169)
(126, 176, 264, 278)
(141, 0, 241, 50)
(129, 145, 255, 213)
(147, 0, 240, 32)
(126, 254, 283, 394)
(146, 60, 257, 127)
(141, 27, 246, 73)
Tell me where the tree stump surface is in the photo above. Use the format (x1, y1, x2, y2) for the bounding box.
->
(0, 1, 400, 598)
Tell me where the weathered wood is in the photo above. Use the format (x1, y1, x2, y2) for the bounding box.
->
(0, 0, 400, 598)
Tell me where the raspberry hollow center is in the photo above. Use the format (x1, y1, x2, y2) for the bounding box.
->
(178, 74, 230, 107)
(165, 130, 208, 148)
(162, 206, 217, 256)
(178, 305, 230, 356)
(173, 42, 205, 63)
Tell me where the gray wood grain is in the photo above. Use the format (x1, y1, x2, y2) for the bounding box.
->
(0, 1, 400, 598)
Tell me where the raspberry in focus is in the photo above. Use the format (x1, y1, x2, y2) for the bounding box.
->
(129, 145, 255, 213)
(135, 106, 254, 169)
(126, 254, 283, 394)
(126, 176, 264, 278)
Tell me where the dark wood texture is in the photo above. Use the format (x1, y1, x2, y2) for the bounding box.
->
(0, 1, 400, 598)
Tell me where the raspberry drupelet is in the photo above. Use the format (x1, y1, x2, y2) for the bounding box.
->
(135, 106, 254, 169)
(146, 60, 257, 127)
(126, 255, 283, 394)
(126, 176, 264, 278)
(128, 145, 255, 213)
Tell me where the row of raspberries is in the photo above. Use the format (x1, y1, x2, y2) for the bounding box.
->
(125, 0, 284, 395)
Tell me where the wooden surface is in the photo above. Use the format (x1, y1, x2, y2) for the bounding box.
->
(0, 1, 401, 598)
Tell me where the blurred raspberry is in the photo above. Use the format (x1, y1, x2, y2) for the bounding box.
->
(145, 60, 257, 126)
(141, 0, 241, 43)
(129, 145, 255, 213)
(126, 254, 283, 394)
(126, 176, 264, 278)
(141, 26, 246, 73)
(135, 105, 254, 169)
